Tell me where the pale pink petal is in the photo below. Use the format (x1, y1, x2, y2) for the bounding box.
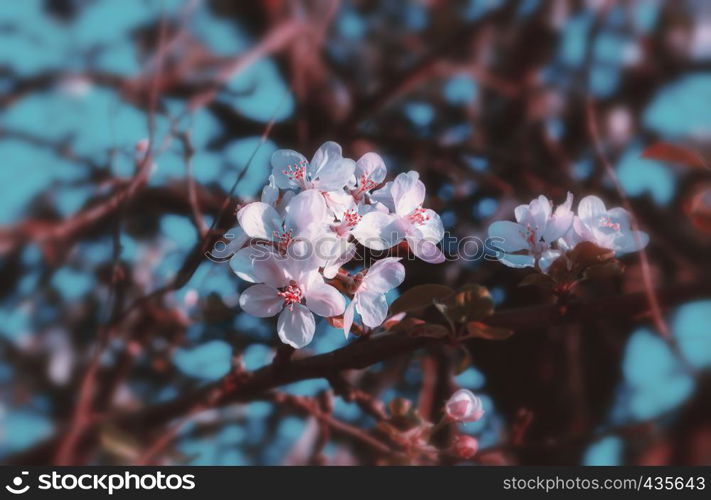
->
(578, 195, 607, 226)
(342, 300, 356, 338)
(322, 242, 357, 279)
(277, 304, 316, 349)
(309, 141, 355, 191)
(370, 180, 396, 212)
(355, 290, 389, 328)
(362, 257, 405, 293)
(487, 221, 529, 252)
(252, 253, 289, 288)
(391, 171, 425, 216)
(355, 152, 387, 185)
(305, 282, 346, 317)
(260, 175, 279, 205)
(229, 244, 272, 282)
(415, 209, 444, 242)
(543, 192, 574, 243)
(271, 149, 308, 189)
(284, 189, 328, 233)
(238, 284, 283, 318)
(407, 236, 446, 264)
(352, 211, 403, 250)
(237, 202, 283, 240)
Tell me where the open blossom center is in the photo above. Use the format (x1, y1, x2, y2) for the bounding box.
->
(598, 216, 621, 231)
(408, 207, 430, 225)
(277, 282, 303, 310)
(343, 209, 362, 227)
(354, 174, 378, 197)
(281, 160, 308, 188)
(272, 228, 294, 250)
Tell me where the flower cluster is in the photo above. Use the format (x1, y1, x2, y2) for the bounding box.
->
(228, 142, 445, 348)
(488, 194, 649, 273)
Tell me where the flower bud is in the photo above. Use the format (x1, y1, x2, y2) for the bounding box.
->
(445, 389, 484, 422)
(452, 434, 478, 459)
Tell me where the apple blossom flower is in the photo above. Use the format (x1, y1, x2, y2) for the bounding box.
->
(216, 175, 290, 263)
(230, 189, 329, 282)
(445, 389, 485, 423)
(452, 434, 479, 459)
(487, 193, 574, 272)
(342, 257, 405, 336)
(238, 253, 345, 348)
(559, 195, 649, 255)
(351, 152, 387, 202)
(271, 141, 356, 192)
(353, 171, 445, 263)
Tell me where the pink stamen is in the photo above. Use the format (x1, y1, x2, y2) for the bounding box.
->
(598, 216, 621, 231)
(408, 207, 430, 225)
(277, 282, 303, 310)
(525, 224, 536, 246)
(343, 209, 361, 227)
(355, 174, 378, 196)
(281, 159, 308, 188)
(272, 228, 294, 250)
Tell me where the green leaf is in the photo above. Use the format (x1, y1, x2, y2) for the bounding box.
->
(389, 284, 455, 314)
(464, 321, 514, 341)
(436, 284, 494, 324)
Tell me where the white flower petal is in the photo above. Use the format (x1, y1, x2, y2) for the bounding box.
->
(238, 284, 283, 317)
(305, 282, 346, 317)
(277, 304, 316, 349)
(487, 220, 529, 252)
(355, 290, 388, 328)
(252, 253, 289, 289)
(543, 193, 574, 243)
(538, 249, 562, 273)
(323, 189, 355, 219)
(309, 141, 356, 191)
(363, 257, 405, 293)
(271, 149, 308, 189)
(261, 175, 279, 205)
(229, 245, 272, 282)
(352, 211, 403, 250)
(370, 180, 396, 212)
(237, 202, 283, 240)
(391, 171, 426, 216)
(284, 189, 328, 234)
(578, 195, 607, 226)
(355, 152, 387, 185)
(616, 230, 649, 254)
(415, 209, 444, 242)
(322, 242, 357, 279)
(342, 300, 356, 338)
(407, 236, 446, 264)
(499, 253, 536, 269)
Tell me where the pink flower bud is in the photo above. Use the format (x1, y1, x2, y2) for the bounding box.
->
(445, 389, 484, 422)
(135, 138, 149, 153)
(452, 434, 478, 459)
